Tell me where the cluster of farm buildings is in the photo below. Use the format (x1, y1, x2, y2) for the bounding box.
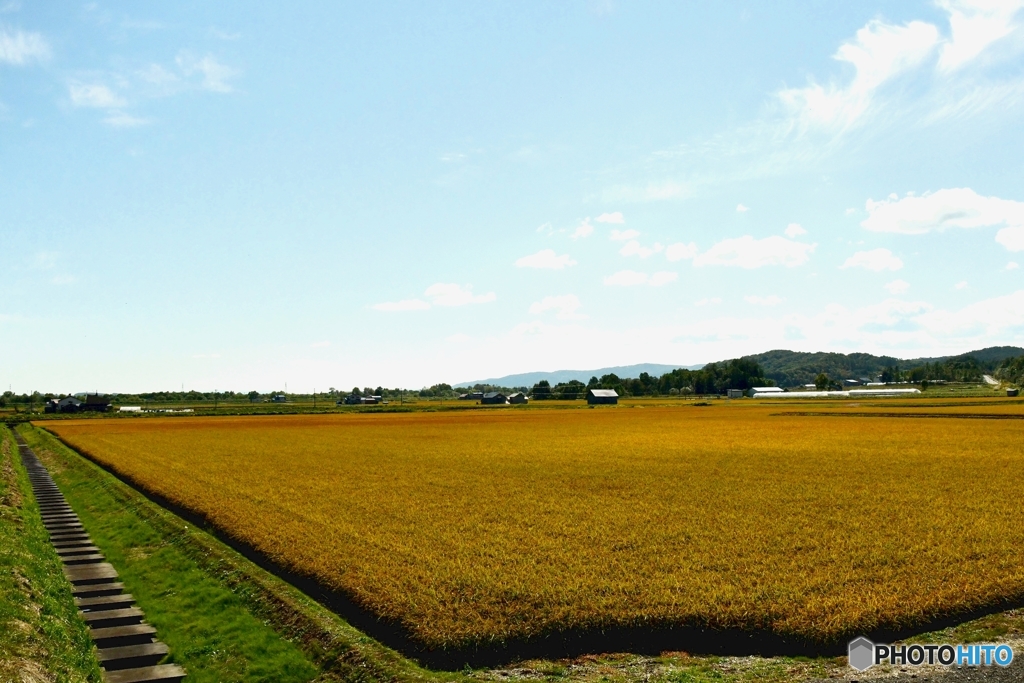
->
(457, 389, 620, 405)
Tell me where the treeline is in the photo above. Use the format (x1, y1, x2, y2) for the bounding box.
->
(530, 358, 772, 398)
(747, 346, 1024, 387)
(996, 355, 1024, 386)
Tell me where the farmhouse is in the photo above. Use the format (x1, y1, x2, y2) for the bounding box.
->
(586, 389, 618, 405)
(81, 393, 111, 412)
(44, 396, 83, 413)
(481, 392, 508, 405)
(459, 391, 484, 400)
(271, 394, 287, 403)
(727, 389, 744, 399)
(508, 392, 528, 404)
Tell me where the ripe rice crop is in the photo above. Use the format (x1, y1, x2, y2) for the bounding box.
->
(42, 404, 1024, 650)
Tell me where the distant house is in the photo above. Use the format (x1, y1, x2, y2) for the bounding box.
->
(747, 387, 784, 398)
(271, 395, 287, 403)
(508, 392, 529, 404)
(45, 397, 81, 413)
(586, 389, 618, 405)
(1009, 388, 1020, 397)
(844, 379, 862, 386)
(81, 394, 111, 412)
(341, 394, 381, 405)
(727, 389, 744, 399)
(481, 392, 508, 405)
(459, 391, 484, 401)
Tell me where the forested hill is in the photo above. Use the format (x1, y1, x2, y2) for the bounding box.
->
(745, 347, 1024, 387)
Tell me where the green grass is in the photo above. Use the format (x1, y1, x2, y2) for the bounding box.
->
(18, 422, 451, 683)
(0, 425, 101, 682)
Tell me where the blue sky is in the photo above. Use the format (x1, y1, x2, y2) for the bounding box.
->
(3, 1, 1024, 393)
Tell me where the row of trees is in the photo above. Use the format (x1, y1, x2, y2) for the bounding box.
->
(528, 359, 773, 398)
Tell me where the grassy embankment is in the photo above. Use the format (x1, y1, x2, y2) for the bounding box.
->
(0, 424, 100, 682)
(14, 422, 454, 683)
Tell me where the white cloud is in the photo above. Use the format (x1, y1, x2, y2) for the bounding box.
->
(374, 284, 496, 311)
(862, 189, 1024, 240)
(1008, 261, 1020, 270)
(694, 297, 722, 306)
(937, 0, 1024, 72)
(841, 248, 904, 271)
(665, 242, 699, 261)
(571, 219, 594, 240)
(176, 52, 238, 93)
(693, 236, 816, 268)
(104, 112, 150, 127)
(603, 270, 648, 286)
(0, 28, 49, 65)
(424, 283, 496, 306)
(997, 226, 1024, 251)
(619, 240, 663, 258)
(884, 279, 910, 294)
(310, 341, 330, 348)
(596, 212, 625, 224)
(529, 294, 584, 319)
(649, 271, 678, 287)
(736, 203, 750, 213)
(609, 229, 640, 241)
(744, 295, 783, 306)
(446, 333, 472, 343)
(778, 19, 940, 130)
(784, 223, 807, 238)
(514, 249, 577, 269)
(69, 83, 125, 108)
(603, 270, 676, 287)
(955, 280, 969, 290)
(372, 299, 430, 312)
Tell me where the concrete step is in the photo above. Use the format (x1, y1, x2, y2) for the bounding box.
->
(57, 545, 101, 556)
(76, 593, 136, 612)
(62, 553, 107, 566)
(81, 607, 145, 629)
(54, 539, 95, 549)
(97, 641, 170, 671)
(64, 563, 119, 586)
(90, 623, 157, 649)
(73, 582, 125, 599)
(101, 664, 186, 683)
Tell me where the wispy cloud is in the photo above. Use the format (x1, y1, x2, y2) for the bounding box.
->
(736, 203, 750, 213)
(885, 279, 910, 294)
(596, 211, 625, 224)
(423, 283, 496, 306)
(841, 248, 904, 271)
(784, 223, 807, 238)
(372, 299, 430, 312)
(69, 83, 125, 108)
(938, 0, 1024, 72)
(570, 219, 594, 239)
(603, 270, 676, 286)
(529, 294, 584, 319)
(665, 242, 699, 261)
(693, 236, 815, 268)
(514, 249, 577, 269)
(619, 240, 663, 258)
(0, 27, 49, 65)
(609, 229, 640, 241)
(176, 52, 238, 93)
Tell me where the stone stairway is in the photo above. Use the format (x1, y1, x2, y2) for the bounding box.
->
(16, 433, 186, 683)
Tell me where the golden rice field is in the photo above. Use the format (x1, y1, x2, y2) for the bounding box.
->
(41, 402, 1024, 649)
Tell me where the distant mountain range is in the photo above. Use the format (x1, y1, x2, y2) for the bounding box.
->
(455, 346, 1024, 389)
(454, 363, 705, 389)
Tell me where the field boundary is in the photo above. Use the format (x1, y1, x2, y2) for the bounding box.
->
(773, 412, 1024, 419)
(31, 421, 1024, 669)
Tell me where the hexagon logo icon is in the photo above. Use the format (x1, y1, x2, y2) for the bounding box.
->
(848, 636, 875, 671)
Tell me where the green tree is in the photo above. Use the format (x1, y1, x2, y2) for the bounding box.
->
(814, 373, 830, 391)
(531, 380, 552, 399)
